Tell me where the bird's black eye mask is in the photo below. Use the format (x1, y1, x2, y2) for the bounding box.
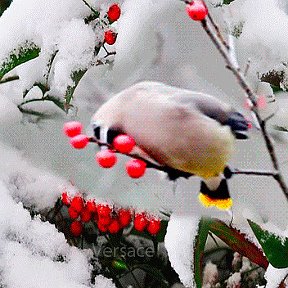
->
(93, 125, 122, 144)
(93, 125, 101, 140)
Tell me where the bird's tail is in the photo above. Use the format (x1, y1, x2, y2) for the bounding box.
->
(198, 175, 232, 210)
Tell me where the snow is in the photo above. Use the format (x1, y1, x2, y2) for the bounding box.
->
(0, 0, 113, 97)
(1, 0, 288, 286)
(265, 265, 288, 288)
(164, 213, 200, 288)
(202, 261, 219, 287)
(226, 272, 241, 288)
(0, 180, 94, 288)
(94, 275, 116, 288)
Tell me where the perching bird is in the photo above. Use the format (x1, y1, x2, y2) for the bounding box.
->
(91, 81, 248, 210)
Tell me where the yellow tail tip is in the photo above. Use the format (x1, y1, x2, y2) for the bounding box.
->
(198, 193, 233, 210)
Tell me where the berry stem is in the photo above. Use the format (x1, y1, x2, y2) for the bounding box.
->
(89, 137, 282, 180)
(81, 0, 99, 17)
(50, 199, 63, 223)
(152, 237, 158, 260)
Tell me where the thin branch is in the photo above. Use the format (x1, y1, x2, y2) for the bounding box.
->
(89, 137, 282, 180)
(102, 45, 116, 58)
(199, 12, 288, 200)
(233, 169, 276, 177)
(81, 0, 99, 17)
(207, 12, 229, 50)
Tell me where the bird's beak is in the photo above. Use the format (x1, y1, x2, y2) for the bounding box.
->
(234, 130, 249, 139)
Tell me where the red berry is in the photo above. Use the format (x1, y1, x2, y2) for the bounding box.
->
(63, 121, 82, 137)
(80, 208, 92, 223)
(70, 134, 89, 149)
(126, 159, 147, 178)
(98, 222, 108, 233)
(113, 134, 136, 154)
(70, 221, 83, 237)
(86, 200, 97, 213)
(97, 205, 112, 218)
(186, 0, 208, 21)
(247, 121, 252, 129)
(134, 213, 148, 232)
(147, 218, 161, 235)
(98, 215, 112, 226)
(68, 206, 79, 219)
(96, 150, 117, 168)
(107, 3, 121, 22)
(104, 30, 117, 45)
(118, 209, 132, 227)
(108, 219, 121, 234)
(61, 192, 71, 206)
(70, 196, 84, 213)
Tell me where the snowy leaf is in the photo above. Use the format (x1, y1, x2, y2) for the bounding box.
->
(248, 220, 288, 268)
(64, 69, 87, 107)
(208, 219, 268, 268)
(0, 43, 40, 80)
(164, 214, 200, 288)
(223, 0, 235, 5)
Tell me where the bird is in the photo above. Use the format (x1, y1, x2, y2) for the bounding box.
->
(91, 81, 248, 210)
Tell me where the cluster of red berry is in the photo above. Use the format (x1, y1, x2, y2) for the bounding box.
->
(62, 192, 161, 237)
(186, 0, 208, 21)
(104, 3, 121, 46)
(63, 121, 148, 179)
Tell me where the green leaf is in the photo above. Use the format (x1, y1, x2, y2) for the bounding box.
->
(64, 69, 87, 108)
(193, 218, 210, 288)
(248, 220, 288, 268)
(156, 220, 168, 242)
(0, 43, 40, 80)
(208, 219, 269, 269)
(223, 0, 235, 4)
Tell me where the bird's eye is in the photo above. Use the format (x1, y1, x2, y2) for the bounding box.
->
(93, 126, 101, 140)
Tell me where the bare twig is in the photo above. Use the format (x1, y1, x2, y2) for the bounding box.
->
(199, 8, 288, 200)
(207, 12, 229, 50)
(233, 169, 276, 177)
(244, 58, 251, 77)
(102, 45, 116, 58)
(0, 75, 19, 84)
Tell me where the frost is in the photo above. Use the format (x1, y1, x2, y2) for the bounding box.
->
(226, 272, 241, 288)
(202, 261, 219, 287)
